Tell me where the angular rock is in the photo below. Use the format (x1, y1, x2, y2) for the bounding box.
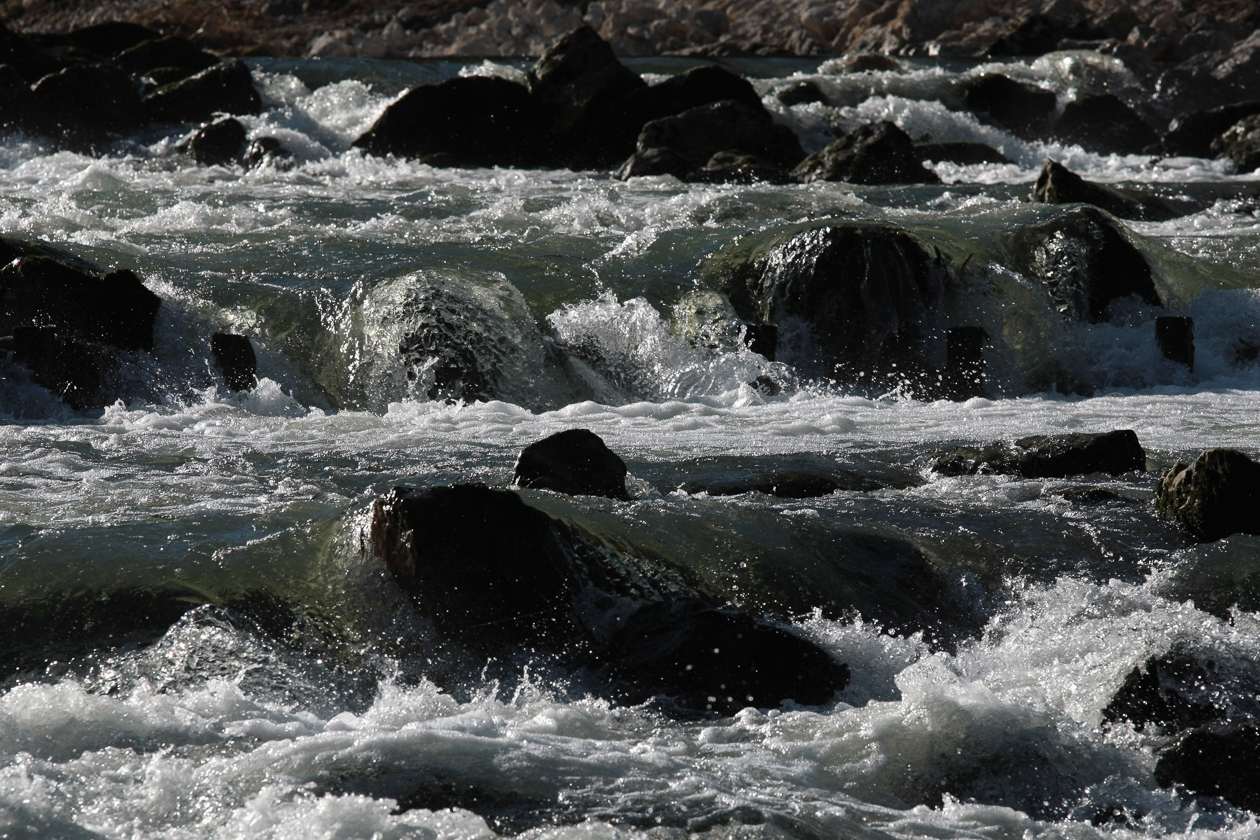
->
(915, 141, 1010, 166)
(1162, 100, 1260, 158)
(353, 75, 540, 167)
(962, 73, 1057, 141)
(182, 117, 247, 166)
(143, 59, 261, 124)
(513, 428, 629, 500)
(1054, 93, 1159, 155)
(1155, 724, 1260, 812)
(1031, 159, 1190, 222)
(25, 61, 145, 148)
(634, 100, 805, 173)
(1007, 206, 1161, 323)
(370, 484, 584, 655)
(792, 121, 940, 185)
(928, 430, 1146, 478)
(598, 599, 850, 716)
(1211, 113, 1260, 173)
(211, 333, 257, 392)
(1155, 448, 1260, 542)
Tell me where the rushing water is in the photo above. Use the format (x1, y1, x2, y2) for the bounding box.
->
(2, 50, 1260, 840)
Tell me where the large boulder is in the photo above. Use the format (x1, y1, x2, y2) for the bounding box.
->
(1053, 93, 1159, 155)
(143, 59, 261, 124)
(513, 429, 630, 500)
(1211, 114, 1260, 174)
(597, 599, 850, 716)
(1031, 159, 1190, 222)
(1006, 206, 1161, 323)
(353, 75, 541, 167)
(961, 73, 1057, 141)
(1155, 448, 1260, 542)
(792, 121, 941, 185)
(713, 222, 949, 388)
(65, 21, 163, 56)
(928, 430, 1147, 478)
(25, 61, 145, 149)
(623, 99, 805, 177)
(114, 35, 218, 80)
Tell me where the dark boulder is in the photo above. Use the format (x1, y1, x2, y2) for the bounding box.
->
(693, 150, 791, 184)
(984, 12, 1066, 57)
(1161, 101, 1260, 158)
(353, 75, 540, 167)
(928, 430, 1146, 478)
(513, 428, 629, 500)
(598, 599, 849, 716)
(25, 61, 145, 149)
(0, 65, 34, 129)
(65, 22, 163, 56)
(526, 25, 646, 168)
(613, 146, 693, 180)
(143, 59, 261, 124)
(211, 333, 257, 392)
(1156, 315, 1195, 369)
(1155, 724, 1260, 812)
(777, 80, 826, 106)
(10, 326, 113, 410)
(632, 100, 805, 174)
(114, 35, 218, 79)
(245, 136, 294, 169)
(792, 121, 941, 185)
(370, 484, 585, 656)
(915, 141, 1011, 166)
(1103, 648, 1260, 734)
(1053, 93, 1159, 155)
(1211, 113, 1260, 174)
(1155, 448, 1260, 542)
(961, 74, 1057, 141)
(181, 117, 247, 166)
(714, 222, 949, 388)
(1031, 159, 1190, 222)
(1006, 206, 1161, 323)
(0, 256, 160, 353)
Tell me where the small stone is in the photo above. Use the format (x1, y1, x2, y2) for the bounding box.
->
(513, 428, 630, 499)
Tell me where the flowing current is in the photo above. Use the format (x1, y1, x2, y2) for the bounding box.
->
(3, 51, 1260, 840)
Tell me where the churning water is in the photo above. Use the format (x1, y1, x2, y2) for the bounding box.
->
(2, 51, 1260, 840)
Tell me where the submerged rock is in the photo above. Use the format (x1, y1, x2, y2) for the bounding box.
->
(1031, 159, 1190, 222)
(929, 430, 1147, 478)
(513, 428, 630, 500)
(1155, 448, 1260, 542)
(792, 121, 941, 185)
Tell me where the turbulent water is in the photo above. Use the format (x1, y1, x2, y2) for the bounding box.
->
(3, 50, 1260, 840)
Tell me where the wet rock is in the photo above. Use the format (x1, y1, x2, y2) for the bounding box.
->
(527, 25, 645, 168)
(1155, 448, 1260, 542)
(841, 54, 900, 72)
(598, 599, 850, 716)
(353, 75, 540, 167)
(944, 325, 987, 400)
(181, 117, 247, 166)
(693, 150, 791, 184)
(1161, 101, 1260, 158)
(1155, 316, 1194, 369)
(245, 136, 294, 169)
(1054, 93, 1159, 156)
(114, 35, 219, 79)
(65, 21, 163, 56)
(513, 428, 629, 500)
(928, 430, 1147, 478)
(915, 141, 1010, 166)
(1103, 648, 1253, 734)
(713, 222, 948, 389)
(777, 80, 826, 106)
(792, 121, 941, 185)
(1056, 486, 1130, 505)
(0, 256, 160, 353)
(370, 484, 584, 656)
(1007, 206, 1162, 323)
(143, 59, 261, 124)
(25, 61, 145, 149)
(211, 333, 257, 392)
(1030, 159, 1191, 222)
(10, 326, 112, 410)
(1155, 724, 1260, 812)
(613, 146, 692, 180)
(631, 100, 805, 176)
(1211, 113, 1260, 173)
(984, 12, 1066, 57)
(680, 469, 880, 498)
(961, 74, 1057, 141)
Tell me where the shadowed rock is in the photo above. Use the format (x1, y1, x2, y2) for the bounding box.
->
(1031, 159, 1191, 221)
(630, 100, 805, 175)
(962, 73, 1056, 140)
(915, 141, 1010, 166)
(929, 430, 1146, 478)
(182, 117, 247, 166)
(1156, 448, 1260, 542)
(1156, 316, 1194, 369)
(793, 121, 940, 184)
(114, 35, 218, 79)
(1103, 648, 1260, 734)
(777, 80, 826, 106)
(1156, 724, 1260, 812)
(211, 333, 257, 392)
(693, 150, 791, 184)
(143, 59, 261, 124)
(26, 61, 145, 149)
(1212, 114, 1260, 174)
(65, 21, 162, 55)
(1161, 101, 1260, 158)
(513, 428, 630, 500)
(1054, 93, 1159, 155)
